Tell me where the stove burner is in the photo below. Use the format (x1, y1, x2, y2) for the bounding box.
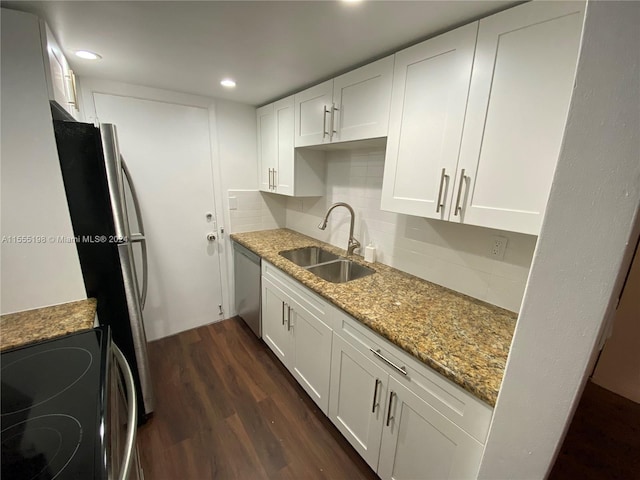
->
(1, 414, 82, 480)
(1, 348, 93, 416)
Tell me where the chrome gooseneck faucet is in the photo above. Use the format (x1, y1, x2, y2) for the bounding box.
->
(318, 202, 361, 256)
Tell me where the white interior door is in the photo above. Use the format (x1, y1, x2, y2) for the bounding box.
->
(93, 93, 224, 340)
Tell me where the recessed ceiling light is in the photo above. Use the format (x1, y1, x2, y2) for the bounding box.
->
(75, 50, 102, 60)
(220, 78, 236, 88)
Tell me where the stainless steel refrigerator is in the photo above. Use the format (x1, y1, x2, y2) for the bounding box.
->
(53, 118, 154, 421)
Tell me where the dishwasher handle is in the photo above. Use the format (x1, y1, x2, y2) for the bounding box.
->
(113, 343, 138, 480)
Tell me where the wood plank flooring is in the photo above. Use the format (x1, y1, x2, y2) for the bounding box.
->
(549, 380, 640, 480)
(137, 317, 378, 480)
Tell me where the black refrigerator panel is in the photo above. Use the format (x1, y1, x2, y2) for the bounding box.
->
(53, 120, 147, 422)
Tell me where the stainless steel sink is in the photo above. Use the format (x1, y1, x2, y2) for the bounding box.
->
(279, 246, 340, 267)
(306, 259, 375, 283)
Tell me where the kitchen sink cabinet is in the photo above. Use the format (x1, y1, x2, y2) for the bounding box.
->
(294, 56, 394, 147)
(381, 1, 584, 235)
(260, 259, 493, 477)
(261, 262, 333, 413)
(257, 95, 325, 196)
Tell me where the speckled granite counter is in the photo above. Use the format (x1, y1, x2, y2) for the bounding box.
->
(231, 228, 517, 406)
(1, 298, 97, 352)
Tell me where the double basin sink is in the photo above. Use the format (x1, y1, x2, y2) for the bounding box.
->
(279, 246, 375, 283)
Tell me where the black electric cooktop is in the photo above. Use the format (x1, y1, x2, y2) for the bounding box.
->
(1, 327, 110, 480)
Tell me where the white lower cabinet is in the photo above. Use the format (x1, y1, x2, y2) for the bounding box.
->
(261, 263, 332, 413)
(377, 376, 484, 480)
(328, 333, 388, 469)
(262, 277, 293, 365)
(260, 262, 493, 478)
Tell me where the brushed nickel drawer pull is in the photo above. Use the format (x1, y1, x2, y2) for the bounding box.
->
(370, 348, 408, 376)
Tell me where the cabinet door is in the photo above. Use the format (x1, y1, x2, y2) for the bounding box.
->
(289, 299, 333, 414)
(329, 333, 387, 470)
(381, 23, 477, 219)
(377, 377, 484, 480)
(257, 103, 276, 192)
(332, 56, 394, 143)
(294, 80, 333, 147)
(261, 278, 293, 368)
(455, 1, 584, 235)
(41, 22, 78, 119)
(273, 96, 295, 196)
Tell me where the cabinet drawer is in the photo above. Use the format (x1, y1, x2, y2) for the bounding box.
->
(335, 310, 493, 443)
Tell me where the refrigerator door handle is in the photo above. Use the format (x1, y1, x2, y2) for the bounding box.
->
(121, 158, 146, 236)
(139, 237, 148, 310)
(122, 157, 149, 310)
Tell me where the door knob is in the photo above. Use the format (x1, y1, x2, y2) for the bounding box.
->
(207, 233, 216, 241)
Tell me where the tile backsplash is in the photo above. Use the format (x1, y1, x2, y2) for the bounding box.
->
(285, 149, 537, 312)
(228, 149, 536, 312)
(227, 189, 286, 233)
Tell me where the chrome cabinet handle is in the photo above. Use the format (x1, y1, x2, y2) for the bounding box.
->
(330, 104, 339, 139)
(370, 348, 408, 376)
(386, 391, 396, 427)
(287, 305, 292, 331)
(371, 378, 381, 413)
(454, 169, 467, 216)
(272, 169, 277, 190)
(436, 168, 449, 213)
(323, 106, 330, 138)
(113, 343, 137, 480)
(268, 168, 273, 190)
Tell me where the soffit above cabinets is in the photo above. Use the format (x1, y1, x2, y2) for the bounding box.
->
(2, 0, 519, 106)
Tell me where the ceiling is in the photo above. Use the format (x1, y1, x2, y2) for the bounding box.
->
(2, 1, 519, 106)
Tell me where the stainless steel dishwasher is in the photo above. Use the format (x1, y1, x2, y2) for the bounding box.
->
(233, 241, 261, 337)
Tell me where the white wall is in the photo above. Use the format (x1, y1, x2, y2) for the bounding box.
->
(78, 77, 258, 320)
(479, 2, 640, 478)
(0, 9, 86, 314)
(285, 148, 536, 312)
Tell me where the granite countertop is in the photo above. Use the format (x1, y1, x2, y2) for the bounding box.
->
(0, 298, 97, 352)
(231, 228, 517, 406)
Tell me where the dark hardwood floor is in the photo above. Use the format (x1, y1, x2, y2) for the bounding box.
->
(137, 317, 378, 480)
(549, 380, 640, 480)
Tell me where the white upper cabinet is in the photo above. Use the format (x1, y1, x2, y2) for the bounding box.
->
(257, 103, 277, 192)
(454, 1, 584, 235)
(294, 56, 394, 147)
(380, 23, 478, 219)
(257, 95, 325, 196)
(331, 56, 394, 144)
(294, 80, 334, 147)
(381, 1, 584, 235)
(41, 22, 79, 119)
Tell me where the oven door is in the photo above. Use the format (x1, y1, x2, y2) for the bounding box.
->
(107, 343, 143, 480)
